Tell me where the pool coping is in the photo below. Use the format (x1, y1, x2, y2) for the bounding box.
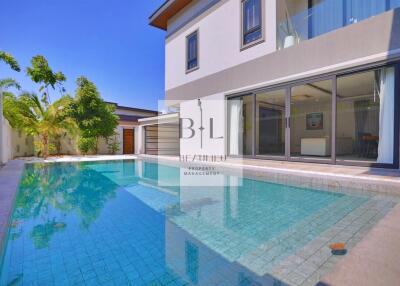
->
(19, 154, 400, 196)
(138, 155, 400, 196)
(0, 160, 25, 263)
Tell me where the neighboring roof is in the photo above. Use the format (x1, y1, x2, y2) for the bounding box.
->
(118, 114, 146, 122)
(149, 0, 193, 30)
(106, 102, 159, 115)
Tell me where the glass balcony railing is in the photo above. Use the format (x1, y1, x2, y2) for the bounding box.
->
(277, 0, 400, 50)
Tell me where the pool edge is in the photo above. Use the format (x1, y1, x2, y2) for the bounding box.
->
(0, 160, 25, 267)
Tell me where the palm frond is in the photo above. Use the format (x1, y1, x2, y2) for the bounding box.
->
(0, 78, 21, 90)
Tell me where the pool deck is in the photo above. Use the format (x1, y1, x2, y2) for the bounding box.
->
(1, 155, 400, 285)
(0, 160, 25, 258)
(320, 203, 400, 286)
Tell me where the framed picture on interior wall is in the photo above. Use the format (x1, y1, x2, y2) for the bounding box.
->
(306, 112, 323, 130)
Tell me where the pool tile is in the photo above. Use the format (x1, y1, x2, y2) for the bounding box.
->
(0, 160, 398, 286)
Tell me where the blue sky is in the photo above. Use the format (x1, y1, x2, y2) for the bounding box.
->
(0, 0, 166, 110)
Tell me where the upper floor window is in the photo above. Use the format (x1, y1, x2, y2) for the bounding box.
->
(242, 0, 263, 48)
(186, 31, 199, 72)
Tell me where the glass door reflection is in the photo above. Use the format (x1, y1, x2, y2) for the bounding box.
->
(256, 89, 287, 158)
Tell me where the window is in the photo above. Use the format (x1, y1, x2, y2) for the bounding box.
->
(186, 31, 198, 72)
(242, 0, 263, 47)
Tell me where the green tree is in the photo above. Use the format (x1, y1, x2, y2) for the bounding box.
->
(70, 76, 119, 153)
(3, 93, 77, 158)
(0, 51, 21, 72)
(26, 55, 66, 103)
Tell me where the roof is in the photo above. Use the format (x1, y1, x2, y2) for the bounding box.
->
(138, 112, 179, 126)
(149, 0, 193, 30)
(106, 102, 159, 115)
(118, 114, 146, 122)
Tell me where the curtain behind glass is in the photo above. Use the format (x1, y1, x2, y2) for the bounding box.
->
(187, 34, 197, 70)
(228, 100, 243, 156)
(353, 100, 369, 155)
(311, 0, 344, 38)
(391, 0, 400, 9)
(310, 0, 393, 39)
(377, 67, 395, 164)
(346, 0, 386, 24)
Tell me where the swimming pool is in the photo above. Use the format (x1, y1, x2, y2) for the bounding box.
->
(0, 160, 396, 286)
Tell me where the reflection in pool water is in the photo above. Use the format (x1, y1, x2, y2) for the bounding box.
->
(0, 160, 384, 286)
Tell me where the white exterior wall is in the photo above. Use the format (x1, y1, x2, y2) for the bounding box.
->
(136, 126, 145, 154)
(167, 0, 276, 157)
(1, 119, 13, 163)
(97, 126, 124, 155)
(165, 0, 277, 90)
(1, 119, 34, 163)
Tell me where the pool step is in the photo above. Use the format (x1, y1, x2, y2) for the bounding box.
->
(236, 195, 367, 276)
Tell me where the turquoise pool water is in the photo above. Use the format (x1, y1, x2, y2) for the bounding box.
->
(0, 160, 372, 285)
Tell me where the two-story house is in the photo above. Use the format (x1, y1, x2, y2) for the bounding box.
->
(149, 0, 400, 169)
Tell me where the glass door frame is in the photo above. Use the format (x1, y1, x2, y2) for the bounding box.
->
(226, 62, 400, 169)
(334, 63, 400, 169)
(252, 86, 289, 161)
(286, 75, 336, 165)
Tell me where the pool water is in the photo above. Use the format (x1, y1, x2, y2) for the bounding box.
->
(0, 160, 390, 285)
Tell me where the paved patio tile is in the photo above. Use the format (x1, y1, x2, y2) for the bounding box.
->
(321, 204, 400, 286)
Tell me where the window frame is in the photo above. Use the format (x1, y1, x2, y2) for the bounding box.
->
(185, 30, 199, 73)
(240, 0, 265, 50)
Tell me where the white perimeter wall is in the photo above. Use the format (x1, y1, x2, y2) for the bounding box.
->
(1, 119, 34, 163)
(166, 0, 277, 90)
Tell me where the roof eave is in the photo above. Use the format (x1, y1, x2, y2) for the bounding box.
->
(148, 0, 193, 31)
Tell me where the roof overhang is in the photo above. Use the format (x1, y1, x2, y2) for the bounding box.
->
(138, 113, 179, 126)
(149, 0, 193, 30)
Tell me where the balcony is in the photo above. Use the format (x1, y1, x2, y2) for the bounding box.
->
(277, 0, 400, 50)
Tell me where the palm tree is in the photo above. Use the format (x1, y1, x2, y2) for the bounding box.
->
(0, 78, 21, 90)
(0, 51, 21, 72)
(0, 51, 20, 163)
(3, 92, 77, 158)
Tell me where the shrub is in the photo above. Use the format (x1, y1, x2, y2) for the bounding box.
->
(107, 135, 120, 155)
(78, 137, 96, 155)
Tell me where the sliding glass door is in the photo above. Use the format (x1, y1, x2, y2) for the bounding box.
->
(255, 89, 287, 158)
(227, 64, 398, 167)
(336, 67, 395, 165)
(290, 79, 333, 162)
